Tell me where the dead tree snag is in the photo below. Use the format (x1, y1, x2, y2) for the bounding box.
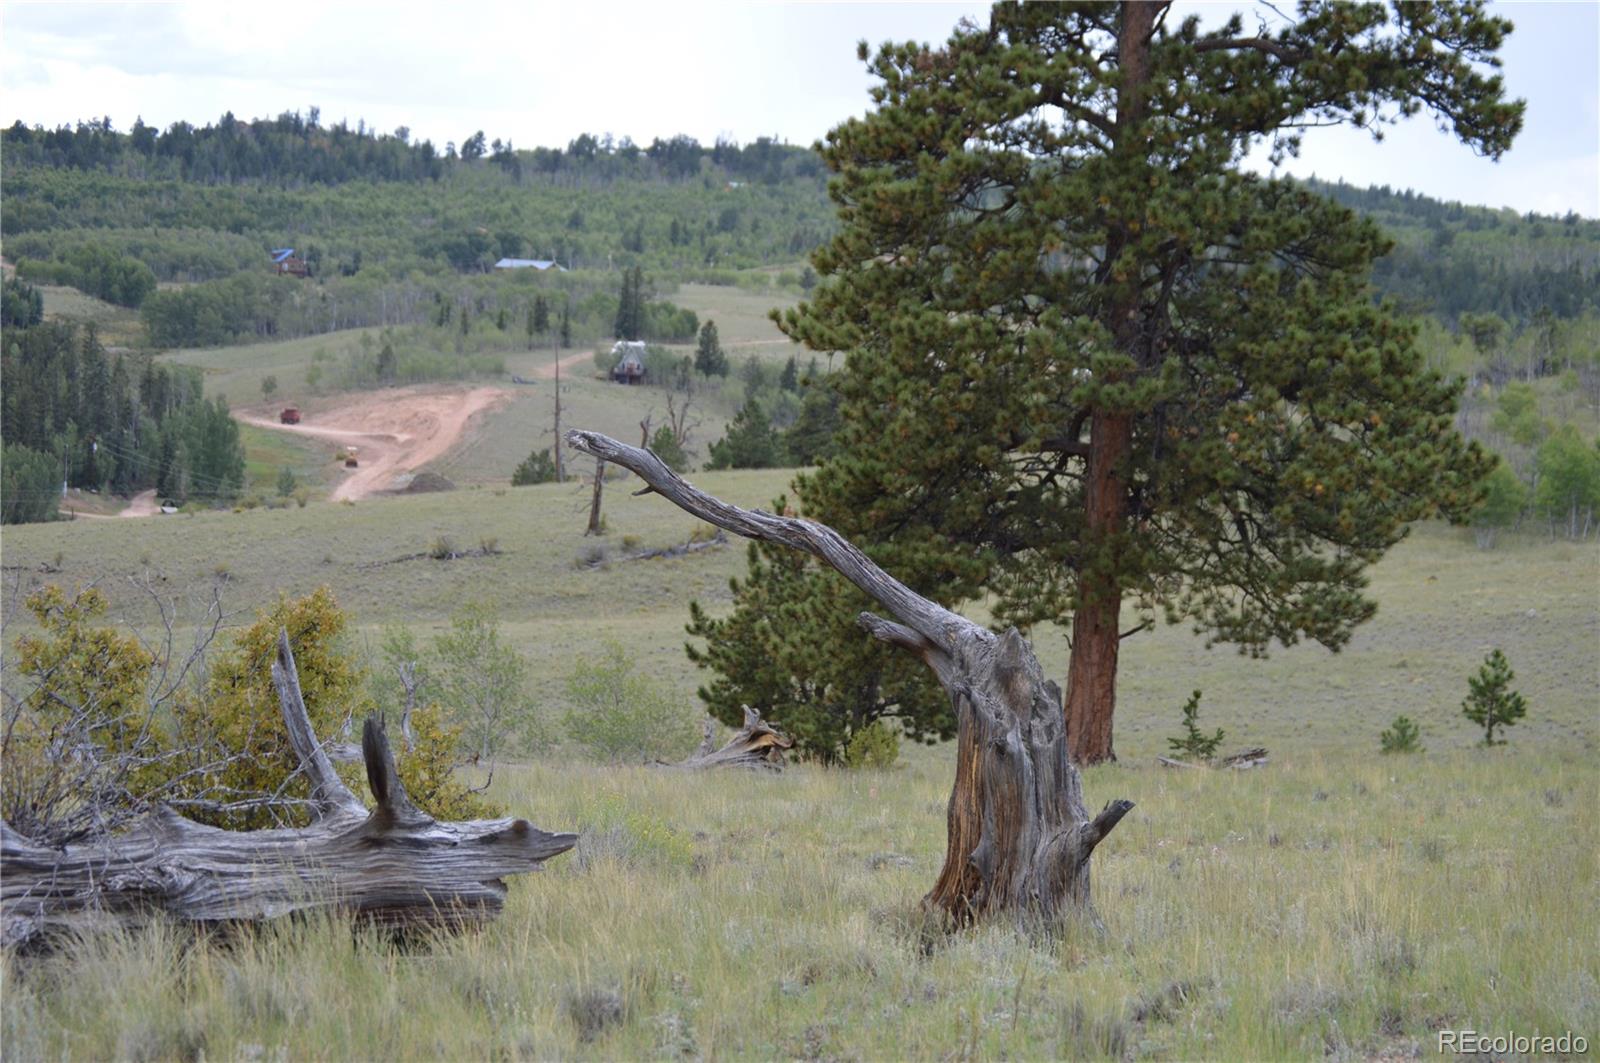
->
(566, 429, 1133, 925)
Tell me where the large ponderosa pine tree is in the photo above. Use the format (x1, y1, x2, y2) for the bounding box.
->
(691, 1, 1519, 763)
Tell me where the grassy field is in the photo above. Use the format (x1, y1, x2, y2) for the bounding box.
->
(2, 439, 1596, 1059)
(2, 474, 1594, 755)
(163, 328, 390, 406)
(671, 281, 800, 356)
(37, 284, 144, 347)
(236, 422, 334, 500)
(2, 744, 1593, 1059)
(420, 371, 739, 487)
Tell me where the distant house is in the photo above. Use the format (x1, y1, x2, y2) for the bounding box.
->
(270, 248, 309, 277)
(494, 258, 566, 272)
(611, 340, 647, 385)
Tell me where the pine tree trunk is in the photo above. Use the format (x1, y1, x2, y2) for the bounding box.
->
(1061, 4, 1157, 766)
(1065, 587, 1122, 765)
(1065, 411, 1131, 764)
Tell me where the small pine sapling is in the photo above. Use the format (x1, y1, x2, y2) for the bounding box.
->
(1461, 649, 1527, 746)
(1379, 714, 1423, 754)
(1167, 689, 1224, 762)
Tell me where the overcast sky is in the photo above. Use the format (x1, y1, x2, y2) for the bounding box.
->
(3, 1, 1595, 217)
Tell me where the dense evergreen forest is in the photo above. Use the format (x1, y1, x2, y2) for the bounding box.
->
(1, 280, 246, 523)
(1309, 178, 1599, 325)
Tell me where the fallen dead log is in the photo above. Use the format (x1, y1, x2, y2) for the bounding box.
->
(626, 529, 729, 562)
(670, 706, 794, 771)
(567, 428, 1133, 927)
(1220, 747, 1269, 769)
(1157, 747, 1269, 771)
(0, 630, 576, 949)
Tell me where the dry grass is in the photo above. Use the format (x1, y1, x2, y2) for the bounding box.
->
(3, 747, 1593, 1060)
(3, 485, 1593, 756)
(2, 447, 1596, 1059)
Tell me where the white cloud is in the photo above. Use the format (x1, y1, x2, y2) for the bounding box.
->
(2, 1, 1594, 215)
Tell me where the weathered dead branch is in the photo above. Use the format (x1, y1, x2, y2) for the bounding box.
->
(566, 429, 1133, 926)
(1, 630, 575, 949)
(1157, 747, 1269, 770)
(670, 706, 794, 771)
(625, 529, 728, 562)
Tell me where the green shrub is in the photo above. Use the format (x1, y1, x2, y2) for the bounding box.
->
(841, 720, 899, 770)
(434, 605, 532, 763)
(172, 588, 498, 829)
(1167, 689, 1225, 762)
(1379, 714, 1423, 754)
(173, 587, 370, 829)
(511, 448, 557, 486)
(649, 425, 690, 472)
(562, 641, 700, 763)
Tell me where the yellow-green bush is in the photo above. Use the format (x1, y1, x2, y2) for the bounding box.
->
(2, 586, 161, 841)
(841, 719, 899, 770)
(177, 588, 503, 827)
(175, 587, 368, 829)
(397, 703, 499, 820)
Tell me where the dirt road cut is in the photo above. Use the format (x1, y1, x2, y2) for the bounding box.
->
(238, 385, 510, 501)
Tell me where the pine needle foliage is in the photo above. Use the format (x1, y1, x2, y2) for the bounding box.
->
(696, 2, 1521, 763)
(1461, 649, 1527, 746)
(1379, 714, 1424, 755)
(1167, 690, 1225, 762)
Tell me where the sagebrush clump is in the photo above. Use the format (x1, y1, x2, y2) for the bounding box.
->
(562, 641, 700, 763)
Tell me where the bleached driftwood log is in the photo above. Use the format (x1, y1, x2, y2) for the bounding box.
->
(671, 706, 794, 771)
(566, 429, 1133, 926)
(1156, 747, 1269, 770)
(0, 631, 576, 949)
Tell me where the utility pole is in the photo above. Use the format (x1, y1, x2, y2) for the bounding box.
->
(552, 328, 565, 483)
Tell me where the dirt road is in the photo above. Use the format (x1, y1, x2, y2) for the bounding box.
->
(119, 489, 159, 518)
(238, 385, 510, 501)
(536, 350, 593, 379)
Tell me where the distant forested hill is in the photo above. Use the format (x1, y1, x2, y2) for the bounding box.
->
(3, 112, 1595, 353)
(2, 114, 832, 278)
(1308, 178, 1599, 326)
(3, 114, 835, 348)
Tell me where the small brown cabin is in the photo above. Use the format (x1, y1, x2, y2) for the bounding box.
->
(271, 248, 309, 278)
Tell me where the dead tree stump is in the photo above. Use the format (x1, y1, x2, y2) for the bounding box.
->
(1, 631, 576, 948)
(566, 429, 1133, 926)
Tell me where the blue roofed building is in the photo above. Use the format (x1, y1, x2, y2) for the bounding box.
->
(493, 258, 566, 271)
(270, 248, 309, 277)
